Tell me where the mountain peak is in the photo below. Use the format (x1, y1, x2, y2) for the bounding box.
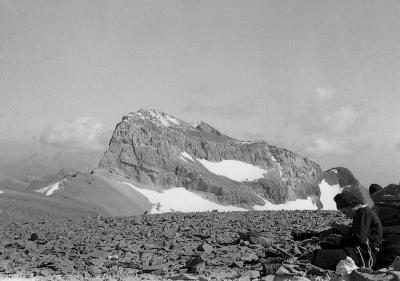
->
(193, 121, 225, 137)
(122, 109, 229, 135)
(100, 110, 323, 210)
(122, 109, 182, 128)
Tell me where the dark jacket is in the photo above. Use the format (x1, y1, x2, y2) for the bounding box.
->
(307, 207, 382, 270)
(342, 206, 383, 267)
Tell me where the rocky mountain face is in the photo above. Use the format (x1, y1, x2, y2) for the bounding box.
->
(99, 109, 323, 209)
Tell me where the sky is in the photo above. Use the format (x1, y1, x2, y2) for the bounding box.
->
(1, 0, 400, 186)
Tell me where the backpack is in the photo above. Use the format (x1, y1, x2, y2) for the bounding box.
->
(372, 184, 400, 226)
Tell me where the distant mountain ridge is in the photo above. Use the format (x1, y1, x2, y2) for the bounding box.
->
(99, 109, 323, 209)
(0, 150, 103, 189)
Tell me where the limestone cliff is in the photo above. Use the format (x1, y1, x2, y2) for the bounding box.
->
(99, 109, 323, 208)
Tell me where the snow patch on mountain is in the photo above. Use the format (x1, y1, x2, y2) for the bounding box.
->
(179, 156, 188, 163)
(145, 110, 180, 127)
(239, 141, 260, 144)
(148, 110, 170, 126)
(165, 114, 180, 125)
(190, 121, 201, 128)
(319, 179, 342, 210)
(122, 182, 246, 213)
(253, 197, 318, 211)
(197, 159, 268, 182)
(270, 155, 283, 177)
(36, 181, 61, 196)
(330, 169, 338, 174)
(180, 151, 194, 162)
(123, 110, 182, 127)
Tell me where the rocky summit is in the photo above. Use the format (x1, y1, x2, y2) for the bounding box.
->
(99, 109, 323, 210)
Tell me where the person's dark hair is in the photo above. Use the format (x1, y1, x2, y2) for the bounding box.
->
(334, 191, 364, 209)
(369, 183, 383, 196)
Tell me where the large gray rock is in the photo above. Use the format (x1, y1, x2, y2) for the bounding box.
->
(99, 109, 323, 208)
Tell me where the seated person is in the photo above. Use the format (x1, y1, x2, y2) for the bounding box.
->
(371, 184, 400, 269)
(321, 184, 382, 237)
(303, 191, 382, 270)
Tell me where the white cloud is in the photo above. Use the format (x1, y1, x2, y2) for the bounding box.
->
(305, 138, 352, 155)
(323, 106, 360, 133)
(316, 87, 335, 99)
(40, 117, 107, 150)
(272, 88, 366, 158)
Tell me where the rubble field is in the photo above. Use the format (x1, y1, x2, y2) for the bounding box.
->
(2, 210, 396, 281)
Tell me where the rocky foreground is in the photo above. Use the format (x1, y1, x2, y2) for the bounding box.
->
(5, 210, 400, 281)
(0, 210, 355, 281)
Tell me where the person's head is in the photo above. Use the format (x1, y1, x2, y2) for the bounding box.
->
(369, 183, 383, 196)
(334, 191, 364, 218)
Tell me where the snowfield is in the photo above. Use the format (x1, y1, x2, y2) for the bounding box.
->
(36, 181, 61, 196)
(122, 182, 322, 213)
(197, 159, 268, 182)
(254, 197, 318, 211)
(319, 179, 342, 210)
(122, 182, 246, 213)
